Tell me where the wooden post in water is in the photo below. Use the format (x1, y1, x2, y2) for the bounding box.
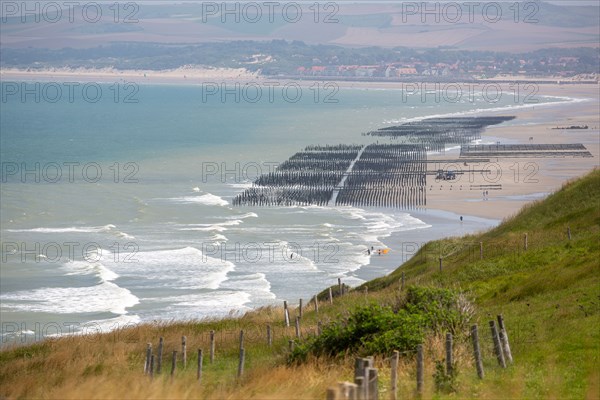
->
(266, 325, 272, 347)
(237, 348, 245, 378)
(446, 332, 453, 376)
(490, 320, 506, 368)
(295, 316, 301, 338)
(299, 299, 303, 319)
(170, 350, 177, 379)
(391, 350, 399, 400)
(401, 271, 405, 291)
(416, 344, 424, 395)
(314, 295, 319, 313)
(471, 325, 484, 379)
(181, 336, 187, 369)
(197, 349, 203, 382)
(329, 287, 333, 304)
(144, 343, 152, 374)
(209, 330, 215, 363)
(497, 314, 513, 364)
(157, 337, 164, 374)
(524, 233, 528, 251)
(284, 301, 290, 327)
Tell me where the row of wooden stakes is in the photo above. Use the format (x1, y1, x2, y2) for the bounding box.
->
(327, 315, 513, 400)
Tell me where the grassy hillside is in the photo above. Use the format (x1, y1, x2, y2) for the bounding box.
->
(1, 170, 598, 399)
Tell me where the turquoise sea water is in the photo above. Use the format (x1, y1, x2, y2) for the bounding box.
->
(0, 81, 570, 343)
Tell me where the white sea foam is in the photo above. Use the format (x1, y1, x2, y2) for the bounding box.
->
(110, 246, 235, 290)
(164, 193, 228, 206)
(210, 234, 229, 242)
(6, 224, 115, 233)
(63, 259, 119, 282)
(143, 291, 252, 319)
(177, 219, 243, 232)
(0, 281, 139, 314)
(229, 212, 258, 220)
(382, 96, 586, 125)
(221, 273, 276, 302)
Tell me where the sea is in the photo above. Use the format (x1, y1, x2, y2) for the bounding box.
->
(0, 80, 576, 344)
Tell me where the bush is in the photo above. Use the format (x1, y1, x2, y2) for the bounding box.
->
(289, 286, 473, 363)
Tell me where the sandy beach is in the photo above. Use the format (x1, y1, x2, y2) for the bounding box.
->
(425, 83, 599, 220)
(2, 67, 598, 221)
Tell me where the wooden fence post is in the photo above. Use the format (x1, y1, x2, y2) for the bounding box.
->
(197, 349, 203, 382)
(329, 287, 334, 304)
(144, 343, 152, 374)
(170, 350, 177, 379)
(157, 337, 164, 374)
(471, 325, 484, 379)
(284, 301, 290, 327)
(416, 344, 424, 395)
(490, 320, 506, 368)
(299, 299, 303, 319)
(289, 340, 295, 352)
(317, 321, 322, 336)
(446, 332, 453, 376)
(524, 233, 528, 251)
(209, 330, 215, 363)
(314, 295, 319, 313)
(391, 350, 399, 400)
(366, 367, 378, 400)
(338, 382, 359, 400)
(237, 348, 245, 378)
(150, 354, 154, 378)
(497, 314, 513, 364)
(239, 330, 244, 351)
(326, 388, 338, 400)
(295, 316, 301, 338)
(182, 336, 187, 369)
(439, 257, 443, 272)
(480, 241, 483, 259)
(338, 278, 342, 296)
(267, 325, 272, 347)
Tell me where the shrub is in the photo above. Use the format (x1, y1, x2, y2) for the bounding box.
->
(289, 286, 474, 363)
